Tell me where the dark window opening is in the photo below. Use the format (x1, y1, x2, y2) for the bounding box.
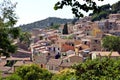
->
(41, 64, 43, 68)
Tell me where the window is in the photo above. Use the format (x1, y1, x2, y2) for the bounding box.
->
(94, 40, 98, 43)
(71, 43, 74, 46)
(79, 47, 82, 50)
(48, 53, 50, 56)
(78, 37, 80, 40)
(55, 67, 59, 71)
(41, 64, 43, 68)
(94, 48, 96, 51)
(84, 41, 87, 45)
(94, 40, 99, 43)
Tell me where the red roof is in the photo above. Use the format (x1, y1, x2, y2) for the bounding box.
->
(61, 44, 74, 52)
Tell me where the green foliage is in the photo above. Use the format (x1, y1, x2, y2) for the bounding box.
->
(0, 0, 19, 57)
(0, 71, 2, 80)
(52, 68, 77, 80)
(5, 74, 22, 80)
(112, 1, 120, 13)
(72, 58, 120, 80)
(5, 60, 17, 67)
(100, 4, 111, 11)
(20, 17, 72, 31)
(102, 36, 120, 52)
(0, 28, 18, 56)
(9, 27, 21, 39)
(92, 11, 109, 21)
(54, 0, 120, 19)
(62, 23, 68, 34)
(0, 0, 17, 27)
(19, 32, 31, 47)
(54, 0, 104, 18)
(67, 35, 73, 39)
(15, 64, 53, 80)
(91, 1, 120, 21)
(50, 24, 60, 29)
(91, 3, 111, 21)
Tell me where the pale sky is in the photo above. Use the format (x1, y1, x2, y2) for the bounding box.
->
(10, 0, 119, 26)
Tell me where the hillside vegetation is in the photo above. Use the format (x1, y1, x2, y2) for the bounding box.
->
(20, 17, 72, 31)
(91, 1, 120, 21)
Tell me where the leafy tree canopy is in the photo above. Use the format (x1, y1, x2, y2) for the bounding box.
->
(112, 1, 120, 13)
(49, 24, 60, 29)
(0, 0, 17, 27)
(19, 32, 31, 44)
(52, 68, 76, 80)
(72, 58, 120, 80)
(54, 0, 104, 18)
(5, 74, 22, 80)
(62, 23, 68, 34)
(102, 36, 120, 52)
(0, 0, 20, 57)
(55, 0, 120, 21)
(15, 64, 53, 80)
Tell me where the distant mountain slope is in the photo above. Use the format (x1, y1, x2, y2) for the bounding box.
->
(20, 17, 73, 31)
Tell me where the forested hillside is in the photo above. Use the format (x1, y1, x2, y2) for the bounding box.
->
(91, 1, 120, 21)
(20, 17, 73, 31)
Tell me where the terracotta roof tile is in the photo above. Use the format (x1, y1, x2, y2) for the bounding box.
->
(61, 44, 74, 52)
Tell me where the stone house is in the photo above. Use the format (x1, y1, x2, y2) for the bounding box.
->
(60, 54, 83, 70)
(95, 20, 109, 33)
(108, 19, 117, 30)
(90, 51, 120, 60)
(55, 39, 74, 55)
(90, 38, 102, 51)
(46, 59, 62, 73)
(109, 14, 120, 20)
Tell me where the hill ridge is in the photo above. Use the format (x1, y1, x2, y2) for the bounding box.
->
(20, 17, 73, 31)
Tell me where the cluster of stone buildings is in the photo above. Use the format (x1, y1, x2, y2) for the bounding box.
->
(1, 13, 120, 76)
(29, 13, 120, 72)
